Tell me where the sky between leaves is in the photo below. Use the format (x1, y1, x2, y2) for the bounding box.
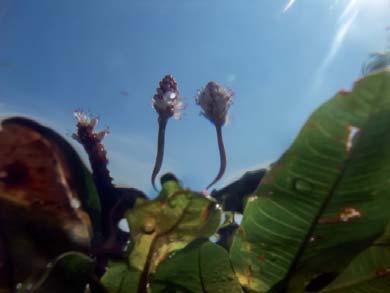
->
(0, 0, 389, 195)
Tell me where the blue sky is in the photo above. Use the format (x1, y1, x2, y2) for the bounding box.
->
(0, 0, 389, 195)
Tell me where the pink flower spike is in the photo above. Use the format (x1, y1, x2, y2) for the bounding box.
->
(152, 74, 183, 120)
(151, 74, 182, 191)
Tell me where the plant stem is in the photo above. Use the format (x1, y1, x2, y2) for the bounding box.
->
(151, 117, 168, 191)
(207, 124, 226, 190)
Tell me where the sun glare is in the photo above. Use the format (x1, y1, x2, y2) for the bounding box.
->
(283, 0, 389, 15)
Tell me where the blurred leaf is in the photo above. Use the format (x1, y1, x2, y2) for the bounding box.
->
(217, 222, 240, 251)
(211, 169, 267, 213)
(101, 261, 141, 293)
(0, 117, 102, 287)
(230, 70, 390, 292)
(362, 51, 390, 76)
(28, 252, 94, 293)
(151, 239, 243, 293)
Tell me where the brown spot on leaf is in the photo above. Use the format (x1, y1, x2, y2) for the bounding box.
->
(238, 227, 246, 237)
(319, 207, 362, 224)
(338, 89, 350, 97)
(200, 202, 213, 223)
(376, 267, 390, 277)
(257, 255, 266, 262)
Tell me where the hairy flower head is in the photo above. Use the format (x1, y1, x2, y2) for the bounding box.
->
(196, 81, 233, 126)
(72, 110, 108, 143)
(152, 74, 183, 120)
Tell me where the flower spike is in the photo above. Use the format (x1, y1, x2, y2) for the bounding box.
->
(196, 81, 233, 189)
(151, 74, 183, 191)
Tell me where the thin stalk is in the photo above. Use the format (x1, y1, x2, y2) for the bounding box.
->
(151, 117, 167, 191)
(207, 124, 226, 190)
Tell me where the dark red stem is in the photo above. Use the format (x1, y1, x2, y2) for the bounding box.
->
(207, 124, 226, 190)
(151, 117, 167, 191)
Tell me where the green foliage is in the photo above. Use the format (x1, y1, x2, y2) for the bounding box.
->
(1, 69, 390, 293)
(320, 245, 390, 292)
(100, 261, 141, 293)
(151, 239, 242, 292)
(230, 70, 390, 292)
(101, 180, 221, 292)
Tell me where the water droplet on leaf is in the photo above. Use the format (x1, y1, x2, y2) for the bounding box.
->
(294, 179, 313, 194)
(143, 218, 156, 234)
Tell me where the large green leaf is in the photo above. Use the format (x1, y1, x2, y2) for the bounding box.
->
(319, 245, 390, 292)
(230, 70, 390, 292)
(101, 180, 221, 292)
(151, 239, 243, 293)
(317, 227, 390, 292)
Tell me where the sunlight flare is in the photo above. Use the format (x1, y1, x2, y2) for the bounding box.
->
(282, 0, 296, 13)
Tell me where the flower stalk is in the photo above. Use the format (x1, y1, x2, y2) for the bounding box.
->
(196, 81, 233, 189)
(151, 117, 167, 191)
(151, 75, 182, 191)
(72, 111, 114, 239)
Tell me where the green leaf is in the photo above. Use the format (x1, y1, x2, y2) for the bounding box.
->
(151, 239, 243, 293)
(230, 70, 390, 292)
(27, 252, 95, 293)
(124, 180, 221, 291)
(320, 245, 390, 292)
(211, 169, 267, 213)
(101, 261, 141, 293)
